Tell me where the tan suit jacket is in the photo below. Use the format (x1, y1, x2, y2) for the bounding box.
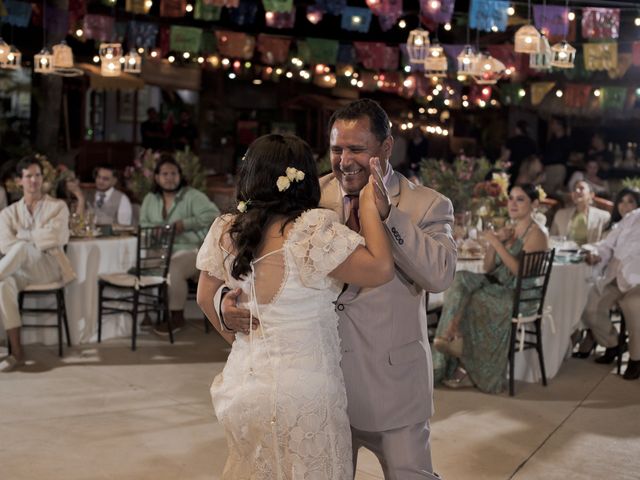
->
(319, 170, 456, 432)
(550, 206, 610, 244)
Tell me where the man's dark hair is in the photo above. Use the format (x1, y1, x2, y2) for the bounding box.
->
(151, 153, 188, 194)
(15, 155, 43, 177)
(328, 98, 391, 143)
(93, 164, 116, 179)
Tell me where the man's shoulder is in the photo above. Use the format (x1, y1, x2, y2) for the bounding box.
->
(396, 173, 451, 207)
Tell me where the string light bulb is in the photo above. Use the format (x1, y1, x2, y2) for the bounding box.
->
(568, 11, 575, 21)
(507, 6, 515, 16)
(398, 19, 407, 29)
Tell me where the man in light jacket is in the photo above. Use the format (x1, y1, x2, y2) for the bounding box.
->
(0, 156, 74, 372)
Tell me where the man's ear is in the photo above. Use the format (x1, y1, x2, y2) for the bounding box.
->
(382, 135, 394, 161)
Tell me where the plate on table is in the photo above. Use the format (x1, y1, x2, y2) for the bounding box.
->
(112, 225, 136, 235)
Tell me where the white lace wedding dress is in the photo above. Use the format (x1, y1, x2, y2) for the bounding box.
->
(197, 208, 363, 479)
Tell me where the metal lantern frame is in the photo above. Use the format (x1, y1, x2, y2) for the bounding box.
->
(34, 48, 54, 74)
(456, 45, 477, 75)
(406, 28, 430, 64)
(99, 43, 123, 77)
(424, 42, 448, 77)
(52, 41, 74, 68)
(124, 49, 142, 74)
(471, 53, 505, 85)
(514, 25, 541, 54)
(550, 40, 576, 69)
(3, 46, 21, 70)
(530, 34, 552, 70)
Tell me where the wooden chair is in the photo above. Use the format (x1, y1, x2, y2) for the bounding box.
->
(16, 280, 73, 357)
(508, 249, 556, 396)
(97, 225, 175, 351)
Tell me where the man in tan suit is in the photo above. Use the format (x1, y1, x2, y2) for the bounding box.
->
(218, 99, 456, 478)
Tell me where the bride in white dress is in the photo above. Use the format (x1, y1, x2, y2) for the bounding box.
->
(196, 133, 393, 479)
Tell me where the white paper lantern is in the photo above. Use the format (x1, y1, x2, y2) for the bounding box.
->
(424, 42, 448, 76)
(456, 45, 477, 75)
(124, 49, 142, 73)
(514, 25, 541, 54)
(529, 34, 552, 70)
(52, 41, 74, 68)
(34, 48, 54, 74)
(471, 53, 505, 85)
(406, 28, 430, 64)
(99, 43, 123, 77)
(550, 40, 576, 69)
(3, 46, 21, 70)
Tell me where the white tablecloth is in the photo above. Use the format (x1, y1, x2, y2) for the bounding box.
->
(20, 236, 138, 346)
(428, 260, 593, 383)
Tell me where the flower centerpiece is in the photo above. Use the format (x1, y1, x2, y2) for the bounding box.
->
(420, 155, 492, 213)
(472, 171, 510, 227)
(124, 149, 207, 202)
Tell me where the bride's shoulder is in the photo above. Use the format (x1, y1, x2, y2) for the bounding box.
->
(294, 208, 339, 228)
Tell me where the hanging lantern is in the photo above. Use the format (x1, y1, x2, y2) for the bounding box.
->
(99, 43, 123, 77)
(529, 34, 552, 70)
(406, 28, 430, 64)
(3, 46, 21, 70)
(52, 41, 74, 68)
(424, 42, 448, 77)
(2, 45, 21, 70)
(0, 38, 9, 66)
(514, 25, 541, 54)
(471, 53, 505, 85)
(34, 48, 55, 74)
(456, 45, 477, 75)
(124, 49, 142, 74)
(50, 41, 83, 76)
(550, 40, 576, 69)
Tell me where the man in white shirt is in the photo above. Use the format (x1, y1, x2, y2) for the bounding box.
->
(579, 207, 640, 380)
(88, 165, 133, 226)
(0, 156, 74, 372)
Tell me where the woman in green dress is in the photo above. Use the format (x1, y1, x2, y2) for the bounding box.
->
(433, 184, 550, 393)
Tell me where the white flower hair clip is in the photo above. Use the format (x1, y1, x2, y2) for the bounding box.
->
(237, 200, 250, 213)
(276, 167, 305, 192)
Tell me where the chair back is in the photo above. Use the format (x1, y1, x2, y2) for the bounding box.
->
(511, 249, 555, 319)
(134, 225, 176, 279)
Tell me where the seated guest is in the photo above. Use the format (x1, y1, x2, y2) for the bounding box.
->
(585, 132, 613, 173)
(86, 165, 133, 226)
(574, 207, 640, 380)
(140, 154, 219, 335)
(0, 156, 74, 372)
(57, 173, 86, 219)
(567, 159, 610, 197)
(433, 184, 549, 392)
(605, 188, 640, 232)
(514, 155, 545, 186)
(550, 180, 610, 245)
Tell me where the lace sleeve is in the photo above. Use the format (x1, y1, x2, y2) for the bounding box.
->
(288, 209, 364, 289)
(196, 214, 233, 280)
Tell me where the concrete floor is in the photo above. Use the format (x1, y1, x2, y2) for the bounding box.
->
(1, 321, 639, 480)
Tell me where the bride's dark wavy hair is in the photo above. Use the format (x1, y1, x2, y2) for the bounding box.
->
(229, 133, 320, 279)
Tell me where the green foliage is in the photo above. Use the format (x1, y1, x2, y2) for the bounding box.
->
(622, 177, 640, 191)
(420, 155, 492, 212)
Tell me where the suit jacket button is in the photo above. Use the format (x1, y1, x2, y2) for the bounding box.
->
(399, 239, 404, 245)
(337, 304, 345, 311)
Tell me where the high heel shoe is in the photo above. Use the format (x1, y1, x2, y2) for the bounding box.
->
(433, 336, 464, 358)
(623, 360, 640, 380)
(595, 343, 627, 364)
(572, 334, 596, 359)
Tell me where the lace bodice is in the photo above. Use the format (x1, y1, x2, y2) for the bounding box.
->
(196, 208, 363, 479)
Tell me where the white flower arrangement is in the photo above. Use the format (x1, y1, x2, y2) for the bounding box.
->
(277, 167, 305, 192)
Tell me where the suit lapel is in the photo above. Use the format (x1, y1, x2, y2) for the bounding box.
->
(388, 171, 401, 208)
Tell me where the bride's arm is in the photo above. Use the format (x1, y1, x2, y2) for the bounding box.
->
(330, 176, 394, 287)
(197, 271, 236, 344)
